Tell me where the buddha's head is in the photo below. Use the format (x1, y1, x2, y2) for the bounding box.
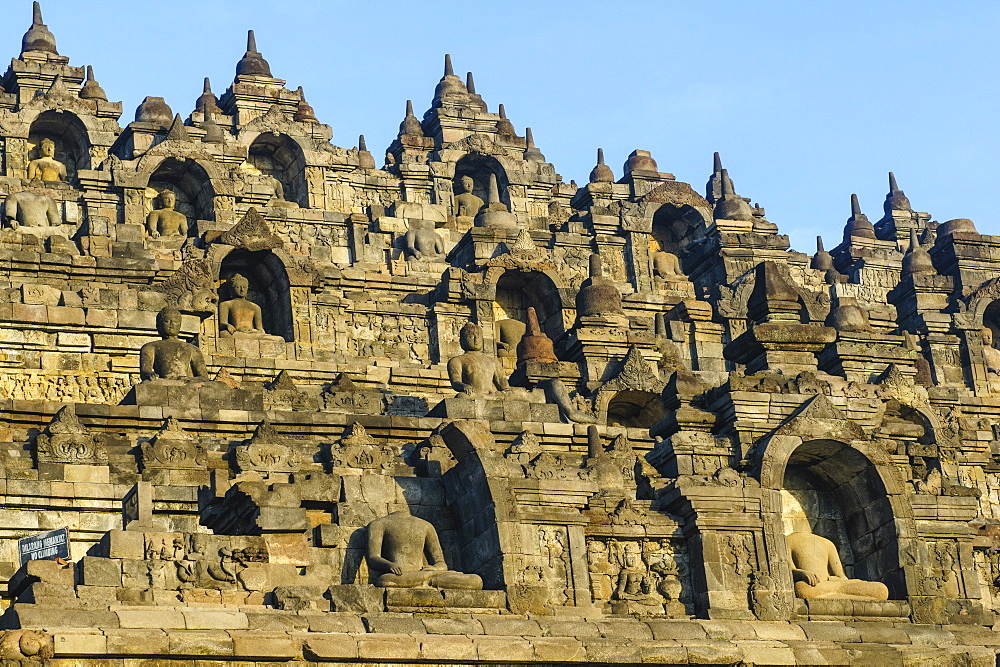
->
(156, 307, 182, 339)
(459, 321, 483, 352)
(160, 189, 177, 209)
(983, 327, 995, 348)
(39, 138, 55, 158)
(458, 175, 474, 195)
(229, 273, 250, 298)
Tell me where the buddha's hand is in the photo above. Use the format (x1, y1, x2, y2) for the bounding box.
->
(792, 568, 819, 586)
(386, 562, 403, 575)
(224, 324, 236, 334)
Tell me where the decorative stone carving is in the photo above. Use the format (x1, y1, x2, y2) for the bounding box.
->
(365, 510, 483, 589)
(146, 190, 188, 238)
(480, 229, 556, 272)
(0, 629, 54, 662)
(35, 405, 107, 464)
(148, 259, 218, 313)
(211, 207, 282, 251)
(329, 422, 398, 470)
(446, 321, 508, 395)
(141, 417, 205, 470)
(787, 532, 889, 600)
(233, 420, 297, 474)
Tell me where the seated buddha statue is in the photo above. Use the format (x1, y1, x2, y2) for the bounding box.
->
(27, 138, 67, 183)
(146, 190, 189, 238)
(218, 273, 285, 342)
(366, 510, 482, 589)
(787, 532, 889, 601)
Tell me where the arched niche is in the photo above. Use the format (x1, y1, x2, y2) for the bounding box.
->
(982, 300, 1000, 344)
(247, 133, 307, 206)
(28, 110, 92, 182)
(494, 269, 563, 344)
(219, 249, 294, 341)
(652, 203, 705, 256)
(454, 154, 509, 207)
(606, 390, 665, 428)
(147, 157, 215, 223)
(780, 439, 905, 598)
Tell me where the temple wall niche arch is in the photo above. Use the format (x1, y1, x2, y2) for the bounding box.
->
(217, 248, 294, 342)
(146, 157, 216, 225)
(651, 202, 707, 257)
(492, 269, 564, 354)
(28, 109, 92, 182)
(454, 153, 509, 208)
(247, 132, 307, 207)
(766, 438, 909, 600)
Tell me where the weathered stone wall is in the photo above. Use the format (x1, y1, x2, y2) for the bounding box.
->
(0, 4, 995, 665)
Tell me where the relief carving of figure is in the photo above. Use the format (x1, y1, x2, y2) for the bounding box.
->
(146, 190, 189, 238)
(27, 138, 67, 182)
(787, 532, 889, 600)
(365, 510, 483, 589)
(218, 273, 284, 342)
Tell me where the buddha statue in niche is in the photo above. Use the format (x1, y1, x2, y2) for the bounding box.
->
(496, 317, 526, 358)
(447, 321, 508, 395)
(981, 328, 1000, 377)
(365, 510, 483, 589)
(453, 175, 484, 220)
(787, 532, 889, 601)
(267, 178, 298, 209)
(146, 190, 189, 238)
(27, 138, 67, 183)
(218, 273, 285, 342)
(650, 239, 684, 283)
(139, 307, 213, 384)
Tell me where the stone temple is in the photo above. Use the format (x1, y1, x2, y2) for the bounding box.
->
(0, 3, 997, 665)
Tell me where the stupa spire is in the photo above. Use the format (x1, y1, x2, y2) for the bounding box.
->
(21, 1, 58, 55)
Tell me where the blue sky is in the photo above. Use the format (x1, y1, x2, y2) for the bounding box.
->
(6, 1, 998, 254)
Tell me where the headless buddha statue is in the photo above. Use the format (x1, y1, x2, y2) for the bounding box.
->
(366, 510, 483, 589)
(787, 532, 889, 601)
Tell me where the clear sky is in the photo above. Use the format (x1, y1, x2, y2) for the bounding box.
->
(4, 1, 998, 254)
